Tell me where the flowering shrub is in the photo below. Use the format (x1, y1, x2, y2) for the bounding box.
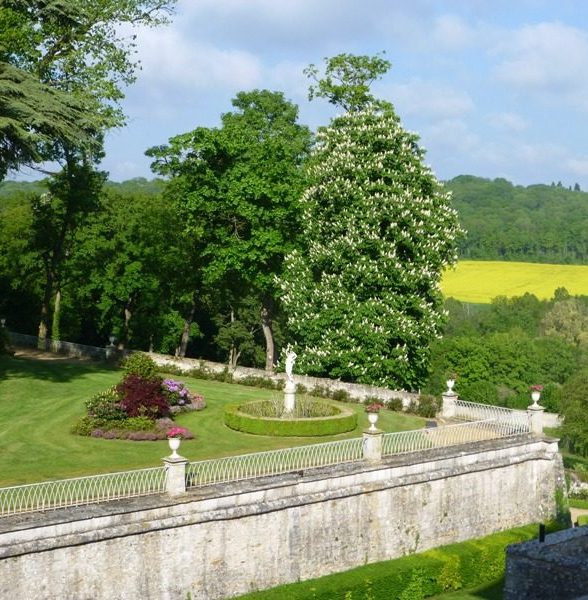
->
(162, 378, 192, 406)
(85, 387, 125, 421)
(167, 426, 188, 439)
(530, 384, 543, 392)
(365, 402, 383, 413)
(74, 369, 202, 440)
(117, 374, 170, 418)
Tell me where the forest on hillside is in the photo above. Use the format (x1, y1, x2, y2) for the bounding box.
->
(5, 173, 588, 266)
(447, 175, 588, 264)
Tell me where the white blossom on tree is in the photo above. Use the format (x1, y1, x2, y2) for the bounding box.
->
(279, 105, 462, 390)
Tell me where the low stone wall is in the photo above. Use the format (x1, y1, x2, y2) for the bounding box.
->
(149, 351, 418, 406)
(8, 331, 110, 360)
(0, 436, 566, 599)
(504, 525, 588, 599)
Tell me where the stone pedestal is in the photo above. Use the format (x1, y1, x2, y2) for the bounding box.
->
(163, 456, 188, 496)
(284, 379, 296, 413)
(527, 403, 545, 436)
(440, 391, 457, 419)
(362, 430, 383, 461)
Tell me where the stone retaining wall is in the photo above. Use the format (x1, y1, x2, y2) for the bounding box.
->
(0, 436, 566, 599)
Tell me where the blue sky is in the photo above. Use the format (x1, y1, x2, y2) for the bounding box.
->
(17, 0, 588, 188)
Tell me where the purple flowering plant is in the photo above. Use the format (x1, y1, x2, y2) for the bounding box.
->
(162, 379, 191, 406)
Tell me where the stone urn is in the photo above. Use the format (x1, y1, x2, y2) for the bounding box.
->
(367, 412, 379, 431)
(168, 437, 181, 458)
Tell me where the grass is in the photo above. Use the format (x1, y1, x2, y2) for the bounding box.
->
(441, 260, 588, 303)
(0, 354, 425, 486)
(429, 581, 503, 599)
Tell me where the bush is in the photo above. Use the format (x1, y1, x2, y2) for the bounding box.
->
(122, 416, 156, 431)
(224, 402, 357, 437)
(386, 398, 404, 412)
(122, 352, 158, 379)
(331, 389, 350, 402)
(161, 378, 192, 406)
(238, 375, 279, 389)
(85, 387, 125, 421)
(71, 416, 111, 436)
(117, 374, 170, 418)
(415, 394, 441, 418)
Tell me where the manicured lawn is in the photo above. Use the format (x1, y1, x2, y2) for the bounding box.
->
(0, 354, 425, 486)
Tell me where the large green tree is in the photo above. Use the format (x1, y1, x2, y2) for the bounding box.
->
(0, 0, 175, 344)
(148, 89, 312, 368)
(279, 55, 462, 389)
(0, 0, 175, 177)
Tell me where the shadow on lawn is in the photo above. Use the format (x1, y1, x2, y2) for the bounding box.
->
(0, 354, 118, 383)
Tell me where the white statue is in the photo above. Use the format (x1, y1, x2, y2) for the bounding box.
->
(285, 347, 297, 382)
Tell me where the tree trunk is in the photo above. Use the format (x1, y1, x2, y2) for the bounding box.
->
(37, 266, 54, 350)
(118, 302, 132, 350)
(261, 304, 274, 372)
(176, 293, 197, 358)
(228, 307, 241, 370)
(51, 288, 61, 342)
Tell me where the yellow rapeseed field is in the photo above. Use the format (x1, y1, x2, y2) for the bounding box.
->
(441, 260, 588, 303)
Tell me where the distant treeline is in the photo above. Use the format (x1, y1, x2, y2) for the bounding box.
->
(446, 175, 588, 264)
(4, 174, 587, 265)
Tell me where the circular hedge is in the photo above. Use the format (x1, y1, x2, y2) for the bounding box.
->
(224, 399, 357, 437)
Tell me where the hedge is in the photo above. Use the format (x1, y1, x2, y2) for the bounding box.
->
(235, 522, 562, 599)
(224, 402, 357, 437)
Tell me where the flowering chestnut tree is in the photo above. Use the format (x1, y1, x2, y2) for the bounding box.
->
(279, 55, 462, 390)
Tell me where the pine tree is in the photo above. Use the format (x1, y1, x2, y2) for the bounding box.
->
(279, 102, 462, 389)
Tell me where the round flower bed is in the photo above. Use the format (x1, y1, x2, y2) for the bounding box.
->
(71, 353, 203, 441)
(224, 398, 357, 437)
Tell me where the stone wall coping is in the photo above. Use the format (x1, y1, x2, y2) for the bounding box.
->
(0, 434, 557, 560)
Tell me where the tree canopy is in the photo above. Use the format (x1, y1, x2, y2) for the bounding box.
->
(148, 89, 312, 367)
(0, 0, 176, 178)
(280, 56, 462, 389)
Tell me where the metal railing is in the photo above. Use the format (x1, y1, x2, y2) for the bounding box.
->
(0, 400, 531, 518)
(186, 437, 364, 489)
(454, 399, 531, 432)
(0, 466, 167, 518)
(381, 417, 529, 457)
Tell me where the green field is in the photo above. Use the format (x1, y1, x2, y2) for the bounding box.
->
(0, 354, 424, 486)
(442, 260, 588, 303)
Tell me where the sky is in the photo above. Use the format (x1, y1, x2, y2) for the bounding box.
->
(14, 0, 588, 188)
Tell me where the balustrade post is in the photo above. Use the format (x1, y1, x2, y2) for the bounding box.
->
(440, 391, 457, 419)
(527, 387, 545, 436)
(163, 456, 188, 496)
(527, 404, 545, 436)
(363, 430, 383, 461)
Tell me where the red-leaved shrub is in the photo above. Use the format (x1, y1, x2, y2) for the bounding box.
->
(117, 375, 170, 419)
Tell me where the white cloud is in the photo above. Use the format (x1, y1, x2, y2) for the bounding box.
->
(493, 22, 588, 94)
(488, 112, 528, 132)
(388, 80, 474, 120)
(135, 27, 263, 91)
(433, 14, 475, 51)
(565, 157, 588, 177)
